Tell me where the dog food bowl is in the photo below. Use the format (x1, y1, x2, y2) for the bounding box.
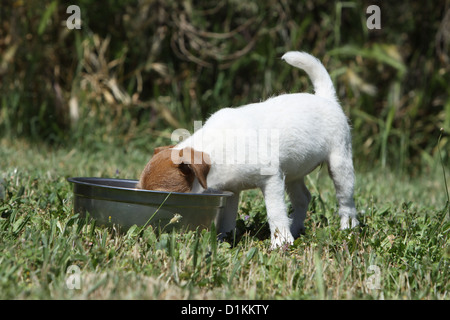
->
(67, 177, 233, 232)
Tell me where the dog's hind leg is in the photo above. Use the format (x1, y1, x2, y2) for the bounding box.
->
(327, 149, 359, 229)
(286, 178, 311, 238)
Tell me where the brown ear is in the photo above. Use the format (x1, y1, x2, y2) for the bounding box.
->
(153, 145, 175, 155)
(179, 147, 211, 189)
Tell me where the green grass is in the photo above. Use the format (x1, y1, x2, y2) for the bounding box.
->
(0, 138, 449, 299)
(1, 0, 448, 302)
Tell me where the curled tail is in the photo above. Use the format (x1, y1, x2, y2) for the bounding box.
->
(282, 51, 337, 102)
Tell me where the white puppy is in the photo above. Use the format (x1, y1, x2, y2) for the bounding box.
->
(137, 51, 359, 249)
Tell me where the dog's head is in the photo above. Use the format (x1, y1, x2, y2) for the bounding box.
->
(136, 146, 211, 192)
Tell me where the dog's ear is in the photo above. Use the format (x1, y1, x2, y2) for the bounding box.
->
(178, 147, 211, 189)
(153, 145, 175, 155)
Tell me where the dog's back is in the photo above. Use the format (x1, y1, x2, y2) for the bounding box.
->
(181, 52, 351, 180)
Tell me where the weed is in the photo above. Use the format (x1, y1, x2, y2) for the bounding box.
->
(0, 139, 448, 299)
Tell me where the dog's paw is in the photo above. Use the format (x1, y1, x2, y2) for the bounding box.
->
(270, 228, 294, 250)
(340, 216, 360, 230)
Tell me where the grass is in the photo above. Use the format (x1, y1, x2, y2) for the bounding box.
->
(0, 137, 449, 300)
(1, 0, 448, 302)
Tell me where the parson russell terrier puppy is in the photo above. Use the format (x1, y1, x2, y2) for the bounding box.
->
(137, 51, 359, 249)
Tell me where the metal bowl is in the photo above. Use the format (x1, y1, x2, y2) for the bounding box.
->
(67, 177, 233, 232)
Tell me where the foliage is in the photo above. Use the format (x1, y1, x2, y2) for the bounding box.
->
(1, 1, 449, 301)
(0, 139, 448, 299)
(0, 0, 449, 171)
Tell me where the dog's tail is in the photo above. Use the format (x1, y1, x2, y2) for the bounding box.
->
(282, 51, 337, 102)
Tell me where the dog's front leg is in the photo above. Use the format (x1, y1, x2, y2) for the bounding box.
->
(260, 173, 294, 249)
(215, 192, 239, 241)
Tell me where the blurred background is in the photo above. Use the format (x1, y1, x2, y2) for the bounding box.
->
(0, 0, 449, 174)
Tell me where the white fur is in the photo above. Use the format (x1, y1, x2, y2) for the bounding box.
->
(176, 51, 359, 249)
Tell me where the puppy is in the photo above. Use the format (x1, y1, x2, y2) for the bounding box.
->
(137, 51, 359, 249)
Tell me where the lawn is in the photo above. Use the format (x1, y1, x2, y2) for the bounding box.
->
(0, 137, 448, 300)
(0, 0, 448, 304)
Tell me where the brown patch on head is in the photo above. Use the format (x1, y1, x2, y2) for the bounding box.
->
(136, 146, 211, 192)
